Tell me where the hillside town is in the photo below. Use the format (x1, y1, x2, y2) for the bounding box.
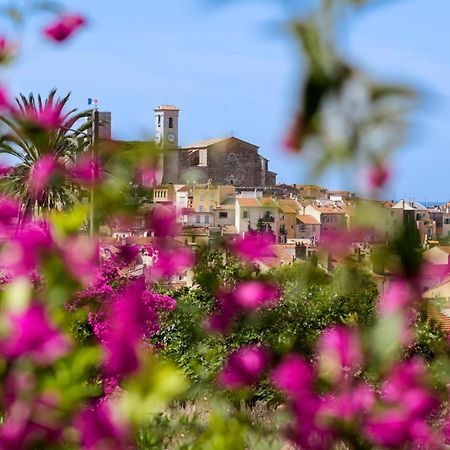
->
(95, 105, 450, 334)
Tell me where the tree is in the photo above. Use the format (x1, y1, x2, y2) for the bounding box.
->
(0, 89, 91, 222)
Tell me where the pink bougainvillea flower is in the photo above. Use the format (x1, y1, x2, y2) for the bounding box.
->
(43, 14, 86, 43)
(317, 325, 362, 383)
(0, 85, 13, 111)
(378, 278, 417, 314)
(0, 304, 70, 364)
(218, 346, 270, 389)
(17, 98, 66, 130)
(101, 278, 169, 377)
(233, 281, 280, 310)
(63, 236, 99, 284)
(76, 402, 129, 450)
(271, 354, 314, 399)
(149, 245, 194, 280)
(149, 204, 178, 238)
(69, 156, 102, 185)
(318, 382, 375, 425)
(320, 228, 366, 256)
(207, 291, 240, 334)
(367, 161, 390, 190)
(28, 155, 59, 197)
(207, 281, 280, 334)
(0, 196, 19, 228)
(139, 166, 161, 188)
(283, 114, 303, 152)
(115, 245, 140, 265)
(289, 392, 330, 450)
(0, 221, 53, 276)
(0, 164, 12, 176)
(232, 231, 275, 262)
(364, 409, 411, 448)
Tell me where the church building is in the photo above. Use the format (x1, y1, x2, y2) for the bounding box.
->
(154, 105, 277, 187)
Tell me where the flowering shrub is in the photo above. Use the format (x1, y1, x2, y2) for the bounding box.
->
(0, 1, 448, 449)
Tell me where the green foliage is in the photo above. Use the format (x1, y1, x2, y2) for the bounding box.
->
(154, 256, 379, 404)
(0, 90, 91, 218)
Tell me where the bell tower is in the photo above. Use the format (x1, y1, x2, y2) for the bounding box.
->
(154, 105, 180, 183)
(154, 105, 179, 150)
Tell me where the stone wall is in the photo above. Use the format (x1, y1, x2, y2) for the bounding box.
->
(177, 138, 276, 187)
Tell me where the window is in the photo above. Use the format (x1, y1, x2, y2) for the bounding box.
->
(200, 194, 205, 201)
(205, 215, 210, 224)
(219, 212, 228, 218)
(243, 210, 249, 219)
(445, 218, 450, 225)
(158, 115, 161, 126)
(209, 194, 214, 201)
(169, 117, 173, 128)
(209, 205, 213, 212)
(199, 205, 204, 212)
(195, 215, 200, 223)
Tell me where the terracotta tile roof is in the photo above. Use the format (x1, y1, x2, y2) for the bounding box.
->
(181, 137, 229, 149)
(278, 199, 299, 213)
(297, 215, 320, 225)
(237, 197, 260, 207)
(428, 302, 450, 333)
(258, 197, 278, 208)
(181, 136, 259, 150)
(310, 204, 346, 214)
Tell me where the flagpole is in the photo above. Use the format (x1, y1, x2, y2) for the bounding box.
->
(89, 108, 99, 238)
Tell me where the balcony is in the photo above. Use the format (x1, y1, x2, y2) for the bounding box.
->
(261, 215, 275, 223)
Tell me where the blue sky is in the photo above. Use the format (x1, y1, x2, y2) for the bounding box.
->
(3, 0, 450, 201)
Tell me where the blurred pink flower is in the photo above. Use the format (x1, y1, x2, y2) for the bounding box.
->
(320, 228, 366, 256)
(0, 304, 70, 364)
(76, 402, 129, 450)
(0, 196, 19, 228)
(28, 155, 59, 197)
(233, 281, 280, 310)
(100, 278, 171, 377)
(367, 161, 390, 190)
(271, 354, 314, 399)
(69, 156, 102, 185)
(149, 204, 178, 238)
(207, 291, 239, 334)
(378, 278, 416, 314)
(364, 409, 411, 448)
(63, 236, 99, 284)
(43, 14, 86, 43)
(218, 346, 270, 389)
(232, 231, 275, 262)
(0, 85, 13, 111)
(318, 383, 375, 424)
(140, 166, 161, 188)
(18, 99, 65, 130)
(207, 281, 280, 334)
(149, 245, 194, 280)
(0, 221, 53, 276)
(283, 115, 303, 152)
(317, 325, 362, 383)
